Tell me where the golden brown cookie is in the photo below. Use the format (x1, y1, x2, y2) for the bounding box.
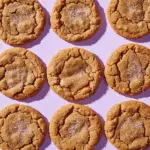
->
(47, 47, 102, 101)
(50, 0, 101, 42)
(105, 44, 150, 96)
(0, 0, 45, 45)
(105, 100, 150, 150)
(0, 104, 46, 150)
(0, 47, 45, 100)
(49, 104, 102, 150)
(107, 0, 150, 39)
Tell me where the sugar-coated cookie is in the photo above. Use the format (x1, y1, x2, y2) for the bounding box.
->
(47, 47, 102, 101)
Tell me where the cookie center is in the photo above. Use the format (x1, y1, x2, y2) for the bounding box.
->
(67, 120, 84, 136)
(117, 50, 144, 90)
(127, 59, 143, 80)
(13, 120, 29, 133)
(0, 56, 36, 97)
(60, 58, 90, 93)
(61, 3, 91, 34)
(3, 2, 36, 35)
(120, 117, 144, 144)
(118, 0, 144, 22)
(1, 113, 32, 149)
(5, 68, 28, 87)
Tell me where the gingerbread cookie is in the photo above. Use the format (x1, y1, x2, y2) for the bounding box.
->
(49, 104, 102, 150)
(0, 104, 46, 150)
(50, 0, 101, 42)
(105, 44, 150, 96)
(0, 47, 45, 100)
(105, 100, 150, 150)
(107, 0, 150, 39)
(47, 47, 102, 101)
(0, 0, 45, 45)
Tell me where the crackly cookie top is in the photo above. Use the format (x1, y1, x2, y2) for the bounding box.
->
(47, 47, 102, 101)
(50, 0, 101, 42)
(0, 0, 45, 45)
(105, 44, 150, 96)
(0, 47, 45, 100)
(105, 100, 150, 150)
(107, 0, 150, 38)
(0, 104, 46, 150)
(49, 104, 102, 150)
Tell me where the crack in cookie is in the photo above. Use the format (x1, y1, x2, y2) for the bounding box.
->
(50, 0, 101, 42)
(107, 0, 150, 38)
(0, 104, 46, 150)
(105, 100, 150, 150)
(47, 47, 102, 101)
(105, 44, 150, 96)
(0, 0, 45, 45)
(49, 104, 102, 150)
(0, 47, 45, 100)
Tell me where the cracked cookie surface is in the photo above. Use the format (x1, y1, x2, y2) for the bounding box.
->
(0, 0, 45, 45)
(0, 104, 46, 150)
(107, 0, 150, 39)
(50, 0, 101, 42)
(105, 100, 150, 150)
(0, 47, 45, 100)
(105, 44, 150, 96)
(47, 47, 102, 101)
(49, 104, 102, 150)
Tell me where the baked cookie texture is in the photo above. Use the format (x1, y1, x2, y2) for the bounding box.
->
(105, 100, 150, 150)
(107, 0, 150, 39)
(47, 47, 102, 101)
(50, 104, 102, 150)
(0, 0, 45, 45)
(0, 104, 46, 150)
(50, 0, 101, 42)
(105, 44, 150, 96)
(0, 47, 45, 100)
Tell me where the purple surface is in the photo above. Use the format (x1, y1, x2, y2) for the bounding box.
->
(0, 0, 150, 150)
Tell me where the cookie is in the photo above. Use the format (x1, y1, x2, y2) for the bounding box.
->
(105, 44, 150, 96)
(105, 100, 150, 150)
(0, 104, 46, 150)
(0, 0, 45, 45)
(47, 47, 102, 101)
(0, 47, 45, 100)
(107, 0, 150, 39)
(50, 0, 101, 42)
(49, 104, 102, 150)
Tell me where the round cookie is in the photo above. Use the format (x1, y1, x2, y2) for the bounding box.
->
(107, 0, 150, 39)
(0, 0, 45, 45)
(50, 0, 101, 42)
(105, 100, 150, 150)
(0, 47, 45, 100)
(47, 47, 102, 101)
(0, 104, 46, 150)
(105, 44, 150, 96)
(49, 104, 102, 150)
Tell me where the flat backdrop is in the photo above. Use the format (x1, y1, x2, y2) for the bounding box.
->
(1, 0, 150, 150)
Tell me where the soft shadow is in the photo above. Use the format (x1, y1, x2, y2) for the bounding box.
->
(129, 33, 150, 43)
(25, 81, 50, 103)
(134, 88, 150, 99)
(72, 0, 107, 46)
(22, 5, 50, 49)
(74, 57, 108, 105)
(95, 113, 107, 150)
(40, 116, 51, 150)
(122, 87, 150, 99)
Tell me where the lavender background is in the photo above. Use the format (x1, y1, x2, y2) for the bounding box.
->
(1, 0, 150, 149)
